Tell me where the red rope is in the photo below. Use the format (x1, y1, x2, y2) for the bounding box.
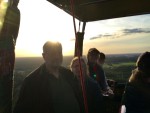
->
(70, 0, 89, 113)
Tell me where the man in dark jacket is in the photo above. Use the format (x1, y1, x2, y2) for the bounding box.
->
(13, 41, 85, 113)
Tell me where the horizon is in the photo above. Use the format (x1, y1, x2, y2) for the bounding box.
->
(15, 52, 141, 58)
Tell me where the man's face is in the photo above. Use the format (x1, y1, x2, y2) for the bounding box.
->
(43, 47, 63, 68)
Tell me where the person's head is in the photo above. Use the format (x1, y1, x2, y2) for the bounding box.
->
(129, 52, 150, 83)
(70, 57, 89, 79)
(87, 48, 100, 64)
(99, 52, 106, 65)
(42, 41, 63, 68)
(136, 52, 150, 73)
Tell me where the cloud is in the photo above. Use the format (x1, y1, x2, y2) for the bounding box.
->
(122, 28, 150, 34)
(90, 28, 150, 40)
(90, 36, 101, 40)
(90, 33, 118, 40)
(90, 34, 112, 40)
(103, 34, 113, 37)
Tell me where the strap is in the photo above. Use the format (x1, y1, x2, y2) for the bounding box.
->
(70, 0, 89, 113)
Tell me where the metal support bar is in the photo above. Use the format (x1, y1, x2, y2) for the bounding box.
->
(74, 22, 86, 57)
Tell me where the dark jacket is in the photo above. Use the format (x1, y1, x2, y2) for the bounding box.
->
(88, 63, 108, 91)
(13, 64, 85, 113)
(122, 70, 150, 113)
(85, 77, 103, 113)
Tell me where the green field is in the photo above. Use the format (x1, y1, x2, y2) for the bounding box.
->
(104, 62, 136, 82)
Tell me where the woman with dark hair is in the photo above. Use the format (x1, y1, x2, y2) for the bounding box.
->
(87, 48, 113, 96)
(121, 52, 150, 113)
(87, 48, 108, 91)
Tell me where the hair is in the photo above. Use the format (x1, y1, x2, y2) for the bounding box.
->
(70, 57, 86, 68)
(99, 52, 105, 60)
(129, 68, 143, 83)
(136, 51, 150, 74)
(129, 51, 150, 83)
(43, 41, 62, 54)
(70, 57, 89, 76)
(87, 48, 100, 61)
(129, 68, 150, 98)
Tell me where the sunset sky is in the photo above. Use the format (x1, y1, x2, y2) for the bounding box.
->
(15, 0, 150, 57)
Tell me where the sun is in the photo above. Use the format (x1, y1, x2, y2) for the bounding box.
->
(44, 37, 75, 56)
(16, 0, 76, 57)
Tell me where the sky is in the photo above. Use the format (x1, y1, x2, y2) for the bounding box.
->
(14, 0, 150, 57)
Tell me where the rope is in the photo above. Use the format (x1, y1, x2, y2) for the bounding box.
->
(70, 0, 89, 113)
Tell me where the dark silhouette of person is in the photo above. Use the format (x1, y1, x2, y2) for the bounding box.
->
(98, 52, 114, 95)
(70, 57, 103, 113)
(121, 52, 150, 113)
(87, 48, 110, 93)
(13, 41, 85, 113)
